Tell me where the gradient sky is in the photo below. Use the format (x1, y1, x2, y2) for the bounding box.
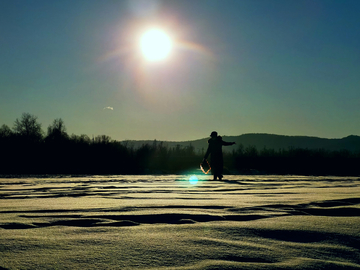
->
(1, 0, 360, 141)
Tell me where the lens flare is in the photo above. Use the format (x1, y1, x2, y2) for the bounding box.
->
(189, 175, 199, 185)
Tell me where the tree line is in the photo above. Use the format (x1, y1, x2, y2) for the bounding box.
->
(1, 113, 359, 176)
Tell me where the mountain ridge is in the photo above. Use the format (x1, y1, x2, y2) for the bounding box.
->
(121, 133, 360, 154)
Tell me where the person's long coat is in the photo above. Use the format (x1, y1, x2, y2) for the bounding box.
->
(204, 136, 233, 176)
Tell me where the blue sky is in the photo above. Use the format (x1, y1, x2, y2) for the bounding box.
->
(1, 0, 359, 141)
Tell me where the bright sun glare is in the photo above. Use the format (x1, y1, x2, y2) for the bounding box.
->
(140, 29, 172, 61)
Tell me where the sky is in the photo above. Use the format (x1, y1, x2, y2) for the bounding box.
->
(1, 0, 360, 142)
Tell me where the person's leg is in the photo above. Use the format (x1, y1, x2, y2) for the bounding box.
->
(211, 155, 223, 180)
(212, 169, 218, 180)
(210, 159, 217, 180)
(218, 156, 224, 180)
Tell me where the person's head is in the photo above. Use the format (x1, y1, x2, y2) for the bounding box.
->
(210, 131, 218, 138)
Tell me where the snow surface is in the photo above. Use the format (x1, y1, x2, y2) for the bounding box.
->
(1, 175, 360, 269)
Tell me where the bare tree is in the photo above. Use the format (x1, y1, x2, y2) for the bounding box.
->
(70, 134, 91, 144)
(46, 118, 69, 142)
(13, 113, 43, 142)
(0, 124, 12, 138)
(94, 135, 112, 144)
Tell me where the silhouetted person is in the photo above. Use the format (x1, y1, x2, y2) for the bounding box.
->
(203, 131, 235, 180)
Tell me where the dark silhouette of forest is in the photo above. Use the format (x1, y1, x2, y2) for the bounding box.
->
(1, 113, 360, 176)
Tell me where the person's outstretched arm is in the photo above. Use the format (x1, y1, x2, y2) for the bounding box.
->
(222, 141, 236, 146)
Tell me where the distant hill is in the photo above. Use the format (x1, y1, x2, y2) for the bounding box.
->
(121, 134, 360, 154)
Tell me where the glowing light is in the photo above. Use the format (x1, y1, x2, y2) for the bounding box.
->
(200, 159, 211, 174)
(140, 29, 172, 61)
(189, 175, 198, 185)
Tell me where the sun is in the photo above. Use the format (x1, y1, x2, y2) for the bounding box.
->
(140, 29, 172, 61)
